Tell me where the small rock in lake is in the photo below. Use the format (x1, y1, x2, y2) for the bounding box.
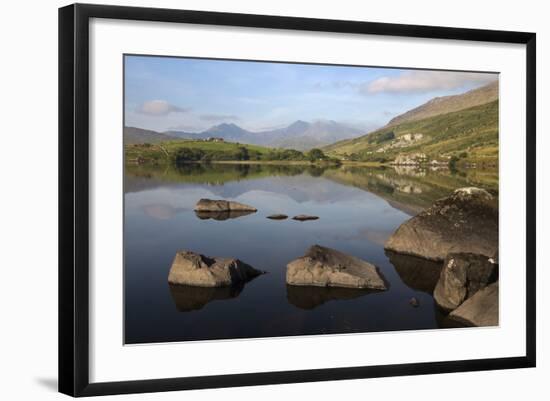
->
(194, 198, 257, 212)
(267, 214, 288, 220)
(168, 250, 265, 287)
(292, 214, 319, 221)
(409, 297, 420, 307)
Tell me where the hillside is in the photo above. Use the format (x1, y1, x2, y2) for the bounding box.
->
(124, 126, 177, 144)
(387, 80, 498, 126)
(125, 139, 272, 164)
(325, 100, 499, 165)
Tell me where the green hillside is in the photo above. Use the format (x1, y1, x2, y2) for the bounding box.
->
(324, 100, 499, 166)
(125, 139, 337, 165)
(125, 140, 273, 164)
(387, 80, 498, 126)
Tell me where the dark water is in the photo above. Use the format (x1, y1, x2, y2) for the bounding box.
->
(124, 163, 498, 344)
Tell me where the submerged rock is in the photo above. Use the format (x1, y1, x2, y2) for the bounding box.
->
(168, 250, 264, 287)
(195, 210, 255, 221)
(286, 245, 387, 290)
(385, 187, 498, 261)
(194, 198, 257, 212)
(267, 214, 288, 220)
(292, 214, 319, 221)
(433, 253, 498, 311)
(448, 281, 499, 327)
(409, 297, 420, 307)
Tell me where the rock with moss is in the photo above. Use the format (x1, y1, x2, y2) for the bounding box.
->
(385, 187, 498, 261)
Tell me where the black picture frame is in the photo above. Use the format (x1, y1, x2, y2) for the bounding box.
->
(59, 3, 536, 397)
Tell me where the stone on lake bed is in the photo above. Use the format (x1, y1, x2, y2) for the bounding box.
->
(267, 214, 288, 220)
(409, 297, 420, 307)
(286, 245, 388, 290)
(384, 187, 498, 261)
(168, 250, 264, 287)
(194, 198, 257, 212)
(292, 214, 319, 221)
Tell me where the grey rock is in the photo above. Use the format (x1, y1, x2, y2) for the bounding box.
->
(286, 245, 387, 290)
(168, 250, 264, 287)
(449, 281, 499, 327)
(385, 187, 498, 261)
(409, 297, 420, 307)
(292, 214, 319, 221)
(434, 253, 498, 311)
(194, 198, 257, 212)
(267, 214, 288, 220)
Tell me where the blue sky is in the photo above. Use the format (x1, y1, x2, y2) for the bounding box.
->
(124, 55, 497, 133)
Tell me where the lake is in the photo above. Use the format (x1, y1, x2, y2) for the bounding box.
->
(124, 163, 498, 344)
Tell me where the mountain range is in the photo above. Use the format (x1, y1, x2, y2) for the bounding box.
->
(167, 120, 365, 150)
(125, 120, 366, 151)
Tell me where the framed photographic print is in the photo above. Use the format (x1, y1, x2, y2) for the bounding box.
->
(58, 3, 536, 397)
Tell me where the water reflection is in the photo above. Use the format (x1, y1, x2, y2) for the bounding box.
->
(169, 283, 245, 312)
(125, 162, 498, 343)
(126, 162, 497, 216)
(194, 210, 256, 221)
(386, 251, 443, 294)
(286, 285, 380, 309)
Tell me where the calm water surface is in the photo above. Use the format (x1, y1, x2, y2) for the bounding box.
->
(124, 163, 498, 344)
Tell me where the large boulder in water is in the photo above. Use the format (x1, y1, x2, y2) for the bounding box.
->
(433, 253, 498, 311)
(384, 187, 498, 261)
(168, 250, 264, 287)
(194, 198, 257, 212)
(448, 281, 499, 327)
(286, 245, 387, 290)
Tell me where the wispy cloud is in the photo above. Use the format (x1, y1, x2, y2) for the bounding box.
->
(136, 100, 189, 116)
(199, 113, 240, 122)
(362, 71, 497, 94)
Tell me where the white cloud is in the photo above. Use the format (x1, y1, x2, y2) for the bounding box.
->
(363, 71, 497, 94)
(136, 100, 189, 116)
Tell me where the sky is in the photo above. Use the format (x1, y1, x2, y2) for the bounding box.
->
(124, 55, 497, 133)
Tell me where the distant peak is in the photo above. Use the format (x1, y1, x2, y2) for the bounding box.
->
(289, 120, 309, 127)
